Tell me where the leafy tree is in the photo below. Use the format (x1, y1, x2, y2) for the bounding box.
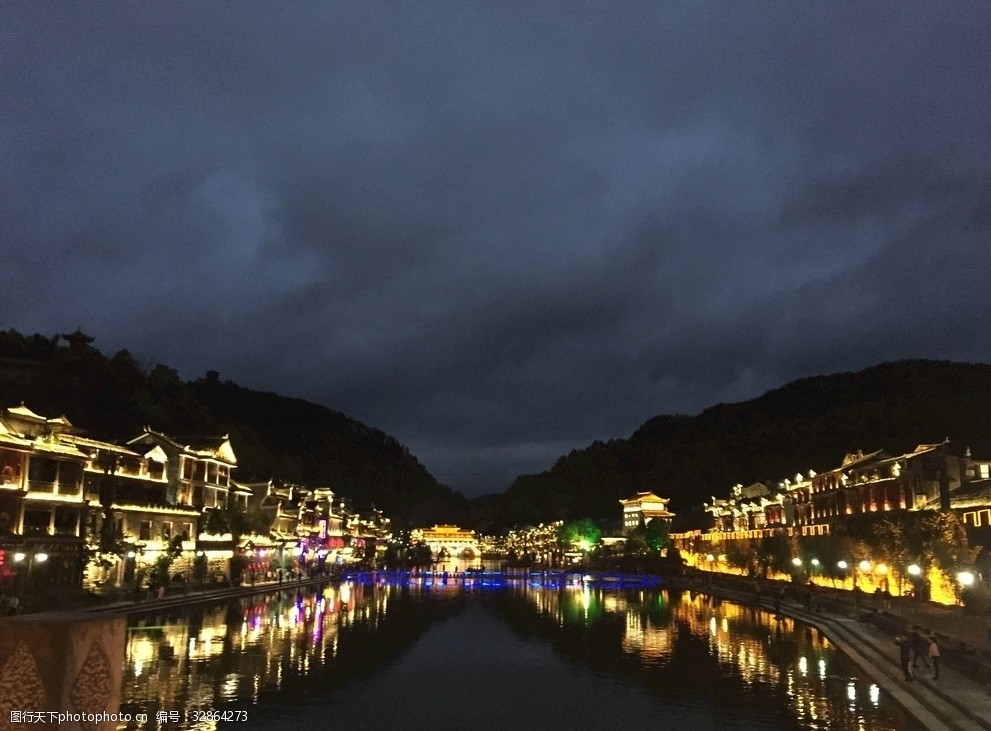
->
(192, 552, 208, 583)
(556, 518, 602, 549)
(230, 553, 250, 582)
(410, 541, 433, 566)
(725, 539, 758, 576)
(644, 518, 670, 552)
(842, 509, 977, 591)
(150, 535, 185, 587)
(623, 530, 648, 555)
(756, 532, 793, 577)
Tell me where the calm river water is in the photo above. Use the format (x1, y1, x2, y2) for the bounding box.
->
(118, 579, 915, 730)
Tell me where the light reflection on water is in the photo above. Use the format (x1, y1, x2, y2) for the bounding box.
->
(118, 581, 910, 731)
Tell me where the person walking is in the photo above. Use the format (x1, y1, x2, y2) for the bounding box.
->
(928, 637, 941, 680)
(910, 629, 929, 671)
(898, 637, 914, 681)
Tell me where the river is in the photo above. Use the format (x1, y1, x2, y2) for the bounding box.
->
(118, 578, 916, 730)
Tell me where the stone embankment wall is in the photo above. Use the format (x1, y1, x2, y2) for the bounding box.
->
(0, 613, 126, 731)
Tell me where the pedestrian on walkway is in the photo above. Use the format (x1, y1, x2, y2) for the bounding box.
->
(910, 629, 929, 671)
(853, 584, 862, 613)
(928, 636, 940, 680)
(882, 588, 892, 611)
(898, 637, 914, 681)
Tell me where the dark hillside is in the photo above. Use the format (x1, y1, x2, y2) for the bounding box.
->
(484, 360, 991, 530)
(0, 329, 466, 522)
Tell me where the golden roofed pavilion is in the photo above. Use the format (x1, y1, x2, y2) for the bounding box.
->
(619, 491, 675, 534)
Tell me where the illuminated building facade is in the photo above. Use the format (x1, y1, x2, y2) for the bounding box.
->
(415, 524, 478, 560)
(0, 404, 90, 594)
(619, 491, 675, 535)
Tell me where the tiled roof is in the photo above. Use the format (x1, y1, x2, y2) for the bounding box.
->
(619, 491, 670, 505)
(943, 479, 991, 509)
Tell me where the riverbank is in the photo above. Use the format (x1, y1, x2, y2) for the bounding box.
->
(679, 572, 991, 731)
(13, 566, 991, 729)
(76, 574, 336, 617)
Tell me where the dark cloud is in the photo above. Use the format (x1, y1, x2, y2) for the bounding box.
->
(3, 3, 991, 496)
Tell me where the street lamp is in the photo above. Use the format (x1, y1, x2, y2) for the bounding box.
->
(876, 563, 888, 591)
(12, 551, 49, 608)
(957, 571, 976, 618)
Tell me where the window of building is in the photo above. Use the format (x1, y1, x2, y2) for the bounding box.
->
(54, 507, 78, 536)
(982, 510, 991, 527)
(162, 521, 172, 540)
(57, 461, 83, 495)
(192, 462, 206, 481)
(22, 508, 51, 535)
(148, 460, 165, 480)
(181, 458, 193, 480)
(0, 450, 22, 485)
(28, 458, 58, 488)
(981, 464, 991, 479)
(139, 521, 151, 541)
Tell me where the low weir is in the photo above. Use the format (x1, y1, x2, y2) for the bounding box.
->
(343, 568, 666, 589)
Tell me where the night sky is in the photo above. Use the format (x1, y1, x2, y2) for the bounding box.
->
(3, 4, 990, 497)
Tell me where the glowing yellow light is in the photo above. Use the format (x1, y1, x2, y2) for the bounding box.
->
(859, 560, 871, 572)
(876, 564, 887, 575)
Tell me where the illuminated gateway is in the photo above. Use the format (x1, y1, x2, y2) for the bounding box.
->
(416, 524, 478, 560)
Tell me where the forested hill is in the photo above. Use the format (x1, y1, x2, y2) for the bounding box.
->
(489, 360, 991, 531)
(0, 330, 467, 523)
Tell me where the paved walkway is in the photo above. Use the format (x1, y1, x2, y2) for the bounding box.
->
(79, 574, 334, 616)
(694, 575, 991, 731)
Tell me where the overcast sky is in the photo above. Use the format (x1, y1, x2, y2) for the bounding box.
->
(3, 4, 990, 496)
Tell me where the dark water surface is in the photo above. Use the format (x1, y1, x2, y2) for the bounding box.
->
(119, 580, 913, 730)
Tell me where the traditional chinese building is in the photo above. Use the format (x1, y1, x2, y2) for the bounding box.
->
(0, 405, 91, 598)
(80, 434, 200, 589)
(126, 428, 238, 577)
(415, 524, 478, 561)
(619, 491, 675, 535)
